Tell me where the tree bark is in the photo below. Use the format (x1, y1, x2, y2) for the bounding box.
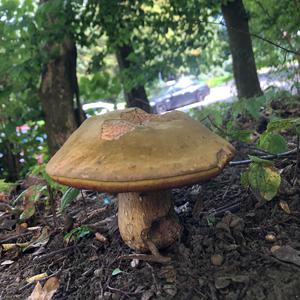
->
(39, 38, 83, 155)
(39, 0, 85, 156)
(221, 0, 263, 99)
(116, 44, 151, 112)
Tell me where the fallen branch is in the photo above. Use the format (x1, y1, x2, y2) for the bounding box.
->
(229, 148, 297, 166)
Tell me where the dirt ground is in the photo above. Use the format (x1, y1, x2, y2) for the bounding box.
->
(1, 140, 300, 300)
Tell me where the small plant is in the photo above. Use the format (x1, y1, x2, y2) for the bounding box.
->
(241, 157, 281, 201)
(191, 91, 299, 202)
(64, 225, 92, 242)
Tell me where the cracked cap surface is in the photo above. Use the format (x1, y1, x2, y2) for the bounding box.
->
(46, 108, 236, 192)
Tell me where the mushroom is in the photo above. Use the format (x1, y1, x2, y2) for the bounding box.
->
(46, 108, 235, 255)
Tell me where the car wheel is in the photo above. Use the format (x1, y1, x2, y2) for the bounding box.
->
(196, 91, 204, 102)
(156, 103, 167, 114)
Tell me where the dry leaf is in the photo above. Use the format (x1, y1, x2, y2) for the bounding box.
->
(271, 245, 300, 266)
(279, 200, 291, 214)
(23, 227, 50, 252)
(27, 277, 59, 300)
(2, 243, 18, 251)
(28, 282, 43, 300)
(27, 273, 48, 283)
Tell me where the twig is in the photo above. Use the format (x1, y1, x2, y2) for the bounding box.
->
(0, 231, 33, 244)
(229, 148, 297, 166)
(19, 269, 62, 292)
(47, 184, 57, 227)
(33, 245, 75, 263)
(118, 253, 171, 264)
(107, 285, 137, 298)
(200, 20, 300, 56)
(292, 135, 300, 185)
(78, 206, 109, 225)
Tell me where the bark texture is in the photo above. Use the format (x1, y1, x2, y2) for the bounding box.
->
(39, 0, 85, 155)
(118, 191, 182, 252)
(221, 0, 263, 99)
(39, 37, 84, 155)
(117, 44, 151, 112)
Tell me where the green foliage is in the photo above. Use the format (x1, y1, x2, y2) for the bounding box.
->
(64, 225, 91, 242)
(80, 72, 121, 103)
(242, 160, 281, 201)
(0, 179, 14, 193)
(30, 164, 67, 193)
(245, 0, 300, 70)
(0, 0, 48, 180)
(258, 132, 287, 154)
(60, 187, 80, 213)
(266, 118, 300, 134)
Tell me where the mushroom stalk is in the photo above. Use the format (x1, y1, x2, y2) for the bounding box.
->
(118, 191, 182, 252)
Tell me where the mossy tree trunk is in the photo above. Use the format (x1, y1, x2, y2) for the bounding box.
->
(221, 0, 263, 99)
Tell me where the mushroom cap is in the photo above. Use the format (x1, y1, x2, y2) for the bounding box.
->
(46, 108, 235, 192)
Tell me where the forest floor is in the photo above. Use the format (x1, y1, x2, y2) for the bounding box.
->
(1, 99, 300, 300)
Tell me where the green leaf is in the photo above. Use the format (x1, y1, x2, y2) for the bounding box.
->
(228, 128, 254, 143)
(60, 187, 80, 213)
(20, 206, 36, 220)
(64, 225, 91, 242)
(240, 172, 249, 187)
(258, 132, 287, 154)
(112, 268, 123, 276)
(246, 162, 281, 201)
(267, 118, 300, 133)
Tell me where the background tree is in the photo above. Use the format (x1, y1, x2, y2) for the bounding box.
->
(221, 0, 263, 98)
(245, 0, 300, 89)
(38, 0, 85, 155)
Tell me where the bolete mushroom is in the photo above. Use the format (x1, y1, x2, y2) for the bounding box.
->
(46, 108, 235, 254)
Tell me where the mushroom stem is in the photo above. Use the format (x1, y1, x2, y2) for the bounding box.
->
(118, 191, 182, 252)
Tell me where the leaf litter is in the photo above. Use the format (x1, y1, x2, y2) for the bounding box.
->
(0, 140, 300, 299)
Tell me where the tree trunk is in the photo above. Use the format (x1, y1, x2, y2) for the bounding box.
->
(39, 0, 85, 156)
(221, 0, 263, 99)
(39, 37, 85, 156)
(116, 44, 151, 112)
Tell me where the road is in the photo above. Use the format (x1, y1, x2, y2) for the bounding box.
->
(177, 69, 296, 112)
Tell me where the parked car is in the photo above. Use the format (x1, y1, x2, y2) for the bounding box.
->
(150, 77, 210, 113)
(82, 101, 125, 117)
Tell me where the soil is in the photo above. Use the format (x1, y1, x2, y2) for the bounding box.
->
(1, 140, 300, 300)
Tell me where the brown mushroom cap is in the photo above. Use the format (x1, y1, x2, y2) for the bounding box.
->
(46, 108, 235, 192)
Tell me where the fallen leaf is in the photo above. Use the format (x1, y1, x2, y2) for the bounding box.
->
(279, 200, 291, 214)
(23, 227, 50, 252)
(112, 268, 123, 276)
(1, 260, 14, 266)
(27, 272, 48, 283)
(27, 277, 59, 300)
(28, 282, 43, 300)
(271, 245, 300, 266)
(2, 243, 18, 251)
